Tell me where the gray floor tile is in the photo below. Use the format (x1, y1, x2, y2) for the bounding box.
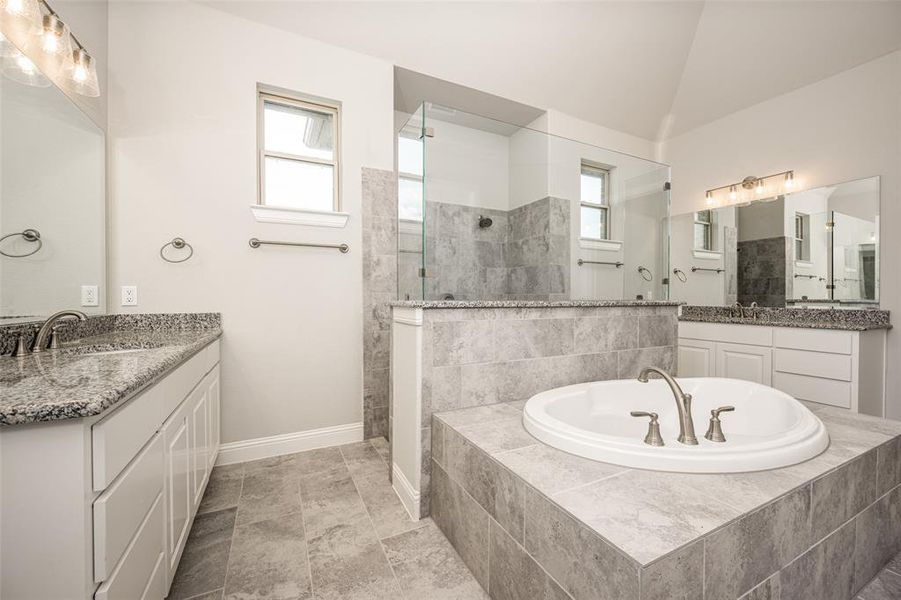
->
(370, 437, 390, 462)
(382, 520, 488, 599)
(339, 441, 388, 478)
(199, 464, 244, 515)
(184, 590, 224, 600)
(169, 508, 237, 600)
(353, 469, 426, 540)
(224, 512, 312, 600)
(235, 469, 303, 526)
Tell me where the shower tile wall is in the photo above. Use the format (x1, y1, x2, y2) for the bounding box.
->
(737, 236, 793, 307)
(362, 168, 397, 439)
(407, 197, 571, 302)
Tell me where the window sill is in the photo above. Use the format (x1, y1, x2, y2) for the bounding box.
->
(580, 238, 623, 252)
(250, 204, 350, 228)
(795, 260, 814, 268)
(693, 250, 722, 260)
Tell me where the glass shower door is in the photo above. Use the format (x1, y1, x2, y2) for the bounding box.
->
(396, 104, 426, 301)
(621, 166, 671, 301)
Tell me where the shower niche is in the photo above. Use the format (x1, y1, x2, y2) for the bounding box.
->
(396, 103, 671, 302)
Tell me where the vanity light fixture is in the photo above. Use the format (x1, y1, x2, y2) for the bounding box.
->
(706, 170, 798, 207)
(0, 0, 41, 35)
(64, 45, 98, 96)
(37, 11, 69, 62)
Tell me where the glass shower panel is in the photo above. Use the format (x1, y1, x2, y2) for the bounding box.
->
(396, 105, 425, 301)
(831, 211, 878, 302)
(621, 166, 671, 301)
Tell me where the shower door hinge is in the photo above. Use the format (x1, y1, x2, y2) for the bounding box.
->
(826, 284, 836, 290)
(663, 182, 671, 191)
(418, 267, 428, 278)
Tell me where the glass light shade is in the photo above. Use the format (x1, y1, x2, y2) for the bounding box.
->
(705, 191, 714, 205)
(1, 49, 50, 87)
(0, 0, 42, 35)
(64, 47, 99, 97)
(36, 13, 71, 62)
(755, 179, 765, 194)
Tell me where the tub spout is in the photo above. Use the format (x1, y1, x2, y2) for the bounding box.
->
(637, 367, 698, 445)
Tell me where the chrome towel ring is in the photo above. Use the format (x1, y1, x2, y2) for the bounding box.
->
(637, 266, 653, 281)
(673, 268, 688, 283)
(160, 237, 194, 263)
(0, 229, 42, 258)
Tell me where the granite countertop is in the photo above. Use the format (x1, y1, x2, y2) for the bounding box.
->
(679, 305, 891, 331)
(0, 328, 221, 426)
(391, 300, 683, 309)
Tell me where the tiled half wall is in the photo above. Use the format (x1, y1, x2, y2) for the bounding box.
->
(392, 304, 678, 518)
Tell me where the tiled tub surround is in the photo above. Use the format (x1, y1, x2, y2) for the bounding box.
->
(431, 401, 901, 600)
(680, 305, 891, 331)
(390, 301, 680, 519)
(362, 167, 397, 439)
(0, 313, 221, 425)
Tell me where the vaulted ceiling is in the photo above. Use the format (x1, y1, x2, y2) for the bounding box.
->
(205, 1, 901, 141)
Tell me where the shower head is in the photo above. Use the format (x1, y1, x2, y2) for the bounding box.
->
(478, 216, 493, 229)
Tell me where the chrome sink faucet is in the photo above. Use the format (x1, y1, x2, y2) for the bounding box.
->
(637, 367, 698, 445)
(32, 309, 88, 353)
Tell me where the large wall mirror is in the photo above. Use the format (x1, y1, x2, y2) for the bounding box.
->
(670, 176, 879, 308)
(0, 67, 105, 322)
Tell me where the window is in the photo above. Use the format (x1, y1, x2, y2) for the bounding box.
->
(580, 163, 610, 240)
(397, 135, 424, 221)
(258, 91, 340, 212)
(694, 210, 714, 251)
(794, 213, 810, 261)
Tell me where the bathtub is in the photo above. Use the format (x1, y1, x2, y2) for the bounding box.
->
(523, 377, 829, 473)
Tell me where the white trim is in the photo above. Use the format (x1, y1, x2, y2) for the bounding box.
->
(215, 422, 363, 466)
(392, 307, 423, 326)
(795, 260, 814, 269)
(392, 463, 421, 521)
(693, 249, 723, 260)
(249, 204, 350, 228)
(580, 238, 623, 252)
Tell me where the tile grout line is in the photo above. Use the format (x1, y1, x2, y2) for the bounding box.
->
(339, 443, 408, 600)
(217, 471, 244, 600)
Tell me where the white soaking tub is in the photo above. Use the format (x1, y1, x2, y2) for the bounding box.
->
(523, 377, 829, 473)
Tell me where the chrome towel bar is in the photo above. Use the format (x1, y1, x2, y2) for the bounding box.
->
(577, 259, 623, 268)
(691, 266, 724, 274)
(248, 238, 349, 253)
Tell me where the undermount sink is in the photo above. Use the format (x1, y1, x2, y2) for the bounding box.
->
(523, 377, 830, 473)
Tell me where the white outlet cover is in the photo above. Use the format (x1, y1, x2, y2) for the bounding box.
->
(121, 285, 138, 306)
(81, 285, 99, 307)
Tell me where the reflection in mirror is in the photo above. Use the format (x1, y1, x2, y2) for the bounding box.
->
(0, 64, 105, 321)
(396, 102, 671, 302)
(670, 176, 879, 308)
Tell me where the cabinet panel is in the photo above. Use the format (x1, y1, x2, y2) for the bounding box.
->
(677, 339, 716, 378)
(207, 368, 221, 469)
(773, 372, 852, 409)
(162, 406, 191, 581)
(94, 493, 163, 600)
(715, 343, 772, 385)
(679, 322, 773, 346)
(93, 433, 163, 582)
(189, 387, 210, 509)
(773, 327, 853, 354)
(774, 348, 853, 381)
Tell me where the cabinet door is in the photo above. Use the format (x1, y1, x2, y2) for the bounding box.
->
(715, 343, 773, 385)
(161, 406, 191, 585)
(206, 367, 221, 469)
(677, 339, 716, 378)
(189, 386, 209, 510)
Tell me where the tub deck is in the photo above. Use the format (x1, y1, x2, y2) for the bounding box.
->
(430, 400, 901, 599)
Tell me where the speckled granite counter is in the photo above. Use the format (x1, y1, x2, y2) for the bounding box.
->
(679, 305, 891, 331)
(0, 314, 221, 426)
(391, 300, 682, 309)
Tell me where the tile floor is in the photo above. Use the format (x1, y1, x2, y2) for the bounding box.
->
(169, 436, 901, 600)
(167, 437, 487, 600)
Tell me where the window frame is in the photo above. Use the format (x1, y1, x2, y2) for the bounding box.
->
(580, 162, 611, 241)
(257, 89, 342, 212)
(694, 210, 714, 251)
(794, 212, 810, 261)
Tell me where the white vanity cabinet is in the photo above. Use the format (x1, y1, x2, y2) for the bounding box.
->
(678, 322, 886, 416)
(0, 340, 221, 600)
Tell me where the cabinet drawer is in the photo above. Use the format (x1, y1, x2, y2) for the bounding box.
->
(678, 322, 772, 346)
(94, 433, 163, 582)
(95, 493, 164, 600)
(773, 372, 852, 409)
(774, 349, 853, 381)
(773, 327, 853, 355)
(93, 348, 211, 491)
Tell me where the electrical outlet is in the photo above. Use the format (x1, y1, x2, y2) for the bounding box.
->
(81, 285, 99, 307)
(121, 285, 138, 306)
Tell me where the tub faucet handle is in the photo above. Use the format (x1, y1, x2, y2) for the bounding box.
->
(630, 411, 665, 447)
(705, 406, 735, 443)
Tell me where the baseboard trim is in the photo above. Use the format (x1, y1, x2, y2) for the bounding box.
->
(392, 463, 421, 521)
(216, 422, 363, 466)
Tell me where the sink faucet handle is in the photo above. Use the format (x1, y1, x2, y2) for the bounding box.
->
(630, 411, 664, 447)
(705, 406, 735, 443)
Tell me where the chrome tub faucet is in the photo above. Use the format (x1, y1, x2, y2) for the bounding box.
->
(637, 367, 698, 445)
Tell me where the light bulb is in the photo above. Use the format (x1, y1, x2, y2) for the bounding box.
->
(729, 185, 737, 201)
(37, 13, 70, 62)
(64, 47, 100, 96)
(5, 0, 24, 15)
(705, 191, 714, 206)
(755, 179, 764, 194)
(784, 171, 794, 189)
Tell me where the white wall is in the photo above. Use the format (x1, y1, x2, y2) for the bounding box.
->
(662, 50, 901, 416)
(107, 1, 393, 444)
(424, 118, 509, 211)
